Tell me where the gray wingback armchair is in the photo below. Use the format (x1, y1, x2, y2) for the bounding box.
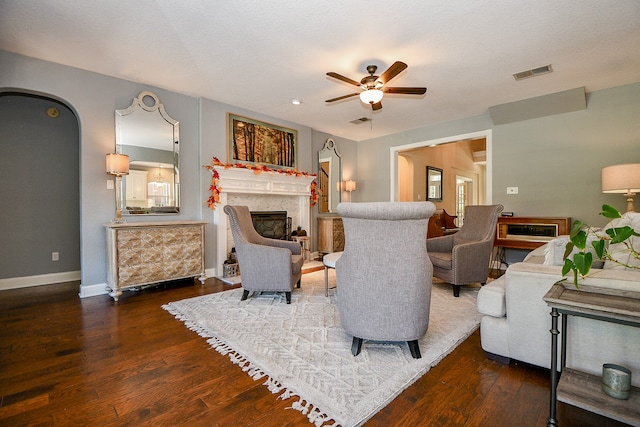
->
(427, 204, 503, 297)
(335, 201, 436, 359)
(223, 205, 303, 304)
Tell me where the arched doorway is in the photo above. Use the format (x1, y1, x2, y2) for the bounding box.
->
(0, 92, 81, 289)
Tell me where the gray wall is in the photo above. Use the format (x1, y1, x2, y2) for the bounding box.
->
(0, 50, 315, 292)
(492, 83, 640, 227)
(0, 94, 80, 278)
(356, 84, 640, 229)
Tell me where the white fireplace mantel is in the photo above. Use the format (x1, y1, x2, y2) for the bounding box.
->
(211, 166, 316, 276)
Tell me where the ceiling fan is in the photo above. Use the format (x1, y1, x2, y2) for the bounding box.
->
(325, 61, 427, 111)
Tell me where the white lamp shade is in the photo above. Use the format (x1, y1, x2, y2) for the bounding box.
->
(345, 180, 356, 192)
(106, 153, 130, 175)
(602, 163, 640, 193)
(359, 89, 383, 105)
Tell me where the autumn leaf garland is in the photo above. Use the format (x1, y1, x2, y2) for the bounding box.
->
(203, 157, 318, 210)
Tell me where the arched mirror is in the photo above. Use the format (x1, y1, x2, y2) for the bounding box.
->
(318, 138, 341, 213)
(116, 91, 179, 215)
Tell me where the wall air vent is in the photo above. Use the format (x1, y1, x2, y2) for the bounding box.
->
(350, 117, 370, 125)
(513, 64, 553, 81)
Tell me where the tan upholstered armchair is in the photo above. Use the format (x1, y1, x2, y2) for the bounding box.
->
(336, 201, 436, 359)
(427, 204, 503, 297)
(223, 205, 303, 304)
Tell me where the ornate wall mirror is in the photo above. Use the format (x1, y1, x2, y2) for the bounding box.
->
(318, 138, 341, 213)
(116, 91, 179, 215)
(427, 166, 443, 202)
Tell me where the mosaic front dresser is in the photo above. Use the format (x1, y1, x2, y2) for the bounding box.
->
(105, 221, 206, 301)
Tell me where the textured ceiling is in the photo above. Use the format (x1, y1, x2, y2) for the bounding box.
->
(1, 0, 639, 141)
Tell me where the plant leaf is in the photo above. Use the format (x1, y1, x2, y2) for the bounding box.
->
(607, 226, 635, 244)
(573, 252, 592, 277)
(592, 239, 606, 259)
(601, 204, 622, 219)
(569, 220, 584, 239)
(563, 241, 575, 260)
(572, 230, 588, 250)
(561, 259, 573, 277)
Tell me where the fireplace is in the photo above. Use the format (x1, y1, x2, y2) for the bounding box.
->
(251, 211, 291, 240)
(210, 166, 315, 277)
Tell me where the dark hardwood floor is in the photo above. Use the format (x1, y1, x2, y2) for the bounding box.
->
(0, 274, 630, 426)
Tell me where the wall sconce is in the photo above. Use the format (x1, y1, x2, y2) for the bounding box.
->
(336, 180, 357, 192)
(337, 180, 357, 201)
(602, 163, 640, 212)
(106, 153, 130, 222)
(345, 180, 356, 192)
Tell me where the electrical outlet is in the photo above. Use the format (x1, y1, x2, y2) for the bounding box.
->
(52, 252, 59, 261)
(507, 187, 519, 195)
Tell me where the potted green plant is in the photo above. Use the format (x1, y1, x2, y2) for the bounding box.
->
(561, 204, 640, 287)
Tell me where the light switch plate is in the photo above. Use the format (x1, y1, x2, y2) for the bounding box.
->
(107, 179, 114, 190)
(507, 187, 519, 194)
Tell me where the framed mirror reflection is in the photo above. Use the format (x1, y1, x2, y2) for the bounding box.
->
(318, 138, 341, 213)
(115, 91, 180, 215)
(427, 166, 442, 202)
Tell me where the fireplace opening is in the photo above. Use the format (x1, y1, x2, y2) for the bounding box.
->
(250, 211, 292, 240)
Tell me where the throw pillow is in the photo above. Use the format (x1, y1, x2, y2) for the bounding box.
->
(602, 212, 640, 270)
(543, 234, 604, 268)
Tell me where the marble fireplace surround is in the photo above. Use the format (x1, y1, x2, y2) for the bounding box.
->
(211, 166, 315, 277)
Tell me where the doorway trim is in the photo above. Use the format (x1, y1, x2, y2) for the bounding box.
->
(389, 129, 492, 203)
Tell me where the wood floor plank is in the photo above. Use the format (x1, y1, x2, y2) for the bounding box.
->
(0, 276, 628, 426)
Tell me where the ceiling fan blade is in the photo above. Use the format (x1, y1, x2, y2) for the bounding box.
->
(325, 93, 360, 103)
(371, 101, 382, 111)
(378, 61, 408, 84)
(326, 72, 361, 87)
(383, 87, 427, 95)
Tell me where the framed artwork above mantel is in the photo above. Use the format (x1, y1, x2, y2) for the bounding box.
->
(227, 113, 298, 169)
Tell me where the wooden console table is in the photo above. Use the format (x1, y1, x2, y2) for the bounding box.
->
(495, 216, 570, 250)
(105, 221, 206, 301)
(318, 216, 344, 253)
(543, 283, 640, 426)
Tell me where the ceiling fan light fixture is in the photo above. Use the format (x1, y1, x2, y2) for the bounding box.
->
(359, 89, 383, 105)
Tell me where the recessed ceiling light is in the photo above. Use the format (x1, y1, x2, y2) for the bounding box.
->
(291, 99, 301, 105)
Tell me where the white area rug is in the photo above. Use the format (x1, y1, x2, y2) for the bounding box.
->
(163, 270, 481, 427)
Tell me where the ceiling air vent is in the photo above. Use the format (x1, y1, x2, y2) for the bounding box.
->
(513, 64, 553, 81)
(350, 117, 370, 125)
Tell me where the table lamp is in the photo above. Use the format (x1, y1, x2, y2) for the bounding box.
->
(106, 153, 130, 222)
(602, 163, 640, 212)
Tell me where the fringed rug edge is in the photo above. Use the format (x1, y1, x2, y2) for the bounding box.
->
(162, 302, 342, 427)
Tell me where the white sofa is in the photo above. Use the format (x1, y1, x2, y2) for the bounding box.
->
(478, 244, 640, 387)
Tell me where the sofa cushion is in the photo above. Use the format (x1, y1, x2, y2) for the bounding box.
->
(477, 276, 506, 317)
(429, 252, 452, 269)
(523, 244, 547, 264)
(291, 254, 304, 274)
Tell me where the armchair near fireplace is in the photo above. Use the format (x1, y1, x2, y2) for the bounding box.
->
(224, 205, 303, 304)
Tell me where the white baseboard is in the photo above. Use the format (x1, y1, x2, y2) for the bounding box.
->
(0, 271, 81, 291)
(78, 282, 109, 298)
(205, 267, 216, 278)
